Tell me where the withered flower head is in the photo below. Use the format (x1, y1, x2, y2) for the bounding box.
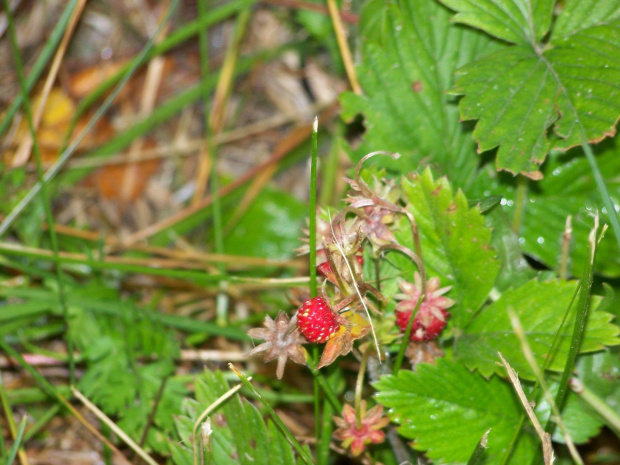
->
(246, 312, 307, 379)
(345, 175, 401, 249)
(333, 401, 390, 456)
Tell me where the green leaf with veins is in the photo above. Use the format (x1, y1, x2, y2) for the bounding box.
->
(170, 370, 301, 465)
(393, 168, 500, 328)
(340, 0, 497, 190)
(456, 279, 620, 380)
(442, 0, 620, 178)
(535, 382, 603, 444)
(375, 359, 537, 465)
(477, 144, 620, 277)
(576, 350, 620, 425)
(440, 0, 554, 44)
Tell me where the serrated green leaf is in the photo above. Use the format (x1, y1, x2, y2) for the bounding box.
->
(576, 350, 620, 417)
(448, 3, 620, 177)
(340, 0, 496, 189)
(398, 168, 500, 327)
(535, 383, 602, 444)
(485, 206, 535, 292)
(439, 0, 554, 44)
(551, 0, 620, 40)
(457, 279, 620, 379)
(503, 147, 620, 277)
(171, 370, 301, 465)
(375, 359, 537, 464)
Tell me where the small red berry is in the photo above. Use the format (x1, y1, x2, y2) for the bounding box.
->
(395, 306, 450, 342)
(297, 297, 340, 343)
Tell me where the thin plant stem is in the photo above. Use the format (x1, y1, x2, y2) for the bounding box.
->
(0, 0, 79, 139)
(308, 116, 320, 459)
(4, 416, 28, 465)
(191, 379, 247, 465)
(133, 377, 168, 464)
(71, 387, 158, 465)
(354, 345, 372, 429)
(512, 176, 527, 234)
(545, 216, 599, 436)
(559, 215, 572, 280)
(0, 341, 139, 464)
(0, 372, 29, 465)
(325, 0, 361, 94)
(310, 116, 319, 298)
(392, 295, 422, 376)
(307, 357, 342, 411)
(570, 377, 620, 437)
(4, 0, 74, 384)
(581, 139, 620, 252)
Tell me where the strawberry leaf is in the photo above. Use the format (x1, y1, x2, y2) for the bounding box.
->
(499, 146, 620, 278)
(439, 0, 554, 45)
(456, 279, 620, 380)
(375, 359, 537, 464)
(170, 370, 302, 465)
(444, 0, 620, 178)
(340, 0, 497, 189)
(396, 168, 500, 328)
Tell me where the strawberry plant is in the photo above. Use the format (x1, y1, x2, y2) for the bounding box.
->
(1, 0, 620, 464)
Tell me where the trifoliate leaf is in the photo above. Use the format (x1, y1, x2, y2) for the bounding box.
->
(375, 359, 537, 464)
(445, 0, 620, 178)
(457, 279, 620, 380)
(397, 168, 500, 328)
(340, 0, 497, 189)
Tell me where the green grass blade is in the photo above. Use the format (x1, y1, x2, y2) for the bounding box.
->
(309, 117, 318, 298)
(4, 0, 74, 383)
(0, 0, 181, 239)
(70, 0, 253, 124)
(545, 217, 599, 435)
(582, 139, 620, 252)
(4, 416, 27, 465)
(0, 0, 79, 139)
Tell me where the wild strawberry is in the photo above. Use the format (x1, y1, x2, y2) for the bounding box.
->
(394, 273, 455, 342)
(297, 297, 340, 343)
(395, 306, 450, 341)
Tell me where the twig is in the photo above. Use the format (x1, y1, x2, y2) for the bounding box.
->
(498, 353, 555, 465)
(325, 0, 361, 94)
(123, 103, 338, 246)
(72, 387, 159, 465)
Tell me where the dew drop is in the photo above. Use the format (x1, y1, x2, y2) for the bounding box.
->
(537, 237, 545, 244)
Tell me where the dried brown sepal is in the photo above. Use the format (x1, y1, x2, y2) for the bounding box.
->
(318, 311, 370, 368)
(246, 311, 308, 379)
(405, 340, 444, 370)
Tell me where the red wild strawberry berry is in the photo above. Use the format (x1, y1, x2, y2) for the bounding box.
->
(395, 307, 450, 342)
(297, 297, 340, 343)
